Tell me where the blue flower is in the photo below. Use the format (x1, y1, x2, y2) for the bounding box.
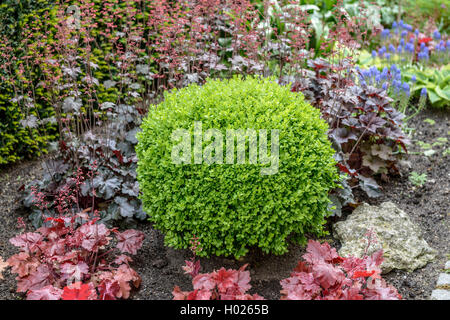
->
(411, 75, 416, 82)
(405, 43, 415, 53)
(382, 82, 388, 90)
(392, 21, 397, 29)
(433, 30, 441, 40)
(400, 38, 405, 46)
(401, 30, 408, 38)
(381, 29, 390, 38)
(361, 69, 370, 79)
(372, 50, 377, 58)
(381, 67, 388, 80)
(420, 87, 427, 96)
(402, 82, 410, 94)
(385, 53, 391, 60)
(389, 44, 396, 52)
(397, 45, 403, 53)
(418, 51, 429, 61)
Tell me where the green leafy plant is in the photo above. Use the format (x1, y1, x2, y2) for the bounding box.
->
(423, 118, 436, 125)
(403, 65, 450, 108)
(403, 0, 450, 34)
(136, 76, 338, 258)
(443, 148, 450, 157)
(408, 171, 427, 187)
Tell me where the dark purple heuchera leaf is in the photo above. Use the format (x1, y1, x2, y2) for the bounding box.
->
(95, 176, 121, 200)
(387, 109, 405, 126)
(44, 160, 69, 176)
(359, 113, 386, 133)
(286, 58, 408, 200)
(330, 128, 358, 144)
(341, 117, 360, 128)
(114, 197, 135, 218)
(358, 175, 382, 198)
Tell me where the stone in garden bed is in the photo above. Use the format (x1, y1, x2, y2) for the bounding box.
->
(333, 201, 436, 273)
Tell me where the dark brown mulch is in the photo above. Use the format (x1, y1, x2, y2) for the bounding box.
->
(0, 109, 448, 300)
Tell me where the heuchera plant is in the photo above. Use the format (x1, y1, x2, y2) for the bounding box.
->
(173, 236, 264, 300)
(6, 172, 145, 300)
(291, 58, 409, 205)
(173, 264, 264, 301)
(280, 240, 401, 300)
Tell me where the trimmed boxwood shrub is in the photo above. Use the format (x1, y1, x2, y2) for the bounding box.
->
(137, 76, 338, 258)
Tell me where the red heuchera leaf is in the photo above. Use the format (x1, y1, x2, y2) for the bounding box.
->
(26, 285, 63, 300)
(176, 262, 264, 300)
(173, 286, 189, 300)
(61, 282, 97, 300)
(236, 293, 265, 300)
(7, 252, 39, 277)
(75, 223, 110, 251)
(193, 273, 216, 291)
(115, 230, 145, 255)
(7, 172, 142, 301)
(303, 240, 341, 264)
(113, 255, 133, 266)
(280, 240, 401, 300)
(98, 279, 120, 300)
(312, 262, 345, 289)
(187, 289, 213, 300)
(213, 268, 239, 293)
(60, 261, 89, 282)
(112, 264, 141, 299)
(40, 239, 66, 258)
(16, 264, 52, 293)
(182, 259, 201, 277)
(280, 272, 321, 300)
(9, 232, 43, 253)
(293, 261, 311, 273)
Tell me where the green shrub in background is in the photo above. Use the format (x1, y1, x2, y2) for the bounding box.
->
(137, 76, 338, 258)
(0, 0, 58, 165)
(404, 0, 450, 34)
(0, 0, 155, 166)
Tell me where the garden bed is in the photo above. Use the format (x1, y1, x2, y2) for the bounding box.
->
(1, 109, 448, 301)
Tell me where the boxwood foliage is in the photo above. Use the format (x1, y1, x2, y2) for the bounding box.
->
(136, 76, 338, 258)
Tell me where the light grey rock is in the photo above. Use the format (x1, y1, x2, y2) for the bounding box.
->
(430, 289, 450, 300)
(437, 273, 450, 287)
(333, 202, 436, 273)
(445, 261, 450, 270)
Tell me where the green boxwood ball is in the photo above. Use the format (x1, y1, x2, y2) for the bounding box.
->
(136, 76, 338, 258)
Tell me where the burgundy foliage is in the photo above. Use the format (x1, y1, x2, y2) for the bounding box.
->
(280, 240, 401, 300)
(7, 172, 145, 300)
